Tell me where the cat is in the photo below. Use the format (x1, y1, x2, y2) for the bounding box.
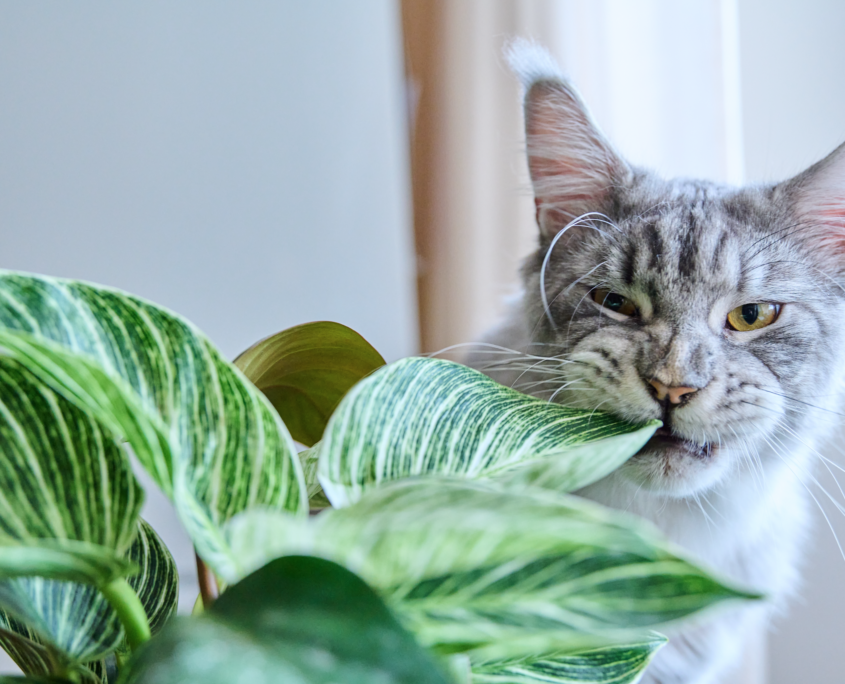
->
(466, 40, 845, 684)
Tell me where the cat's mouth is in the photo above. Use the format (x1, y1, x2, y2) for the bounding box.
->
(636, 427, 714, 460)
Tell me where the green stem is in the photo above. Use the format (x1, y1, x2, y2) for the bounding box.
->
(101, 577, 151, 650)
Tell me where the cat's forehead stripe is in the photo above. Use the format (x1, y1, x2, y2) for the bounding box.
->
(616, 199, 745, 305)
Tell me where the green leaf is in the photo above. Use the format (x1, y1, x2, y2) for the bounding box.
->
(0, 271, 307, 575)
(0, 353, 144, 650)
(0, 357, 142, 553)
(298, 444, 331, 510)
(122, 521, 177, 640)
(315, 357, 659, 507)
(224, 480, 761, 652)
(0, 541, 135, 588)
(0, 678, 77, 683)
(119, 556, 452, 684)
(470, 636, 666, 684)
(235, 321, 385, 447)
(0, 521, 177, 680)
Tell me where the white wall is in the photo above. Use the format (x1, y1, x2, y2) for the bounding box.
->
(554, 0, 744, 185)
(738, 2, 845, 682)
(0, 0, 416, 673)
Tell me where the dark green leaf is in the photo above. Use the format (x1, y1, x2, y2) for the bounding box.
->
(0, 677, 77, 683)
(120, 556, 452, 684)
(234, 321, 385, 447)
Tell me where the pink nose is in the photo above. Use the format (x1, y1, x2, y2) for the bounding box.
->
(648, 379, 699, 404)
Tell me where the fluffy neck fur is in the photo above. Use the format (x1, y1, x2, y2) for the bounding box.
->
(467, 40, 845, 684)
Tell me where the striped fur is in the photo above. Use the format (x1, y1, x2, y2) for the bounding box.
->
(470, 41, 845, 684)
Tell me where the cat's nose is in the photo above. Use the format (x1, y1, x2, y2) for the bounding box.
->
(648, 379, 699, 405)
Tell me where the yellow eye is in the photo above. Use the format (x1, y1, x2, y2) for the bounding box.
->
(591, 289, 638, 317)
(726, 303, 781, 331)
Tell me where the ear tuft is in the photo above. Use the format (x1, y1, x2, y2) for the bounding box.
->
(505, 38, 565, 92)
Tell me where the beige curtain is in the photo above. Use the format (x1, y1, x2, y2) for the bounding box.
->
(402, 0, 561, 354)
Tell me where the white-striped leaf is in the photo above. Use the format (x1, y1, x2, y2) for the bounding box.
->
(115, 520, 178, 656)
(224, 480, 760, 653)
(470, 637, 666, 684)
(0, 271, 307, 574)
(316, 358, 659, 507)
(0, 357, 142, 553)
(0, 520, 177, 682)
(0, 542, 135, 590)
(0, 354, 144, 648)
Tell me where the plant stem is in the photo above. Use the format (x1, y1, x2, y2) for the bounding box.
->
(101, 577, 151, 650)
(196, 552, 219, 609)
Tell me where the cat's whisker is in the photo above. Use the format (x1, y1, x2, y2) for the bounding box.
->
(492, 361, 575, 374)
(775, 423, 845, 508)
(433, 341, 571, 364)
(761, 433, 845, 563)
(566, 284, 603, 345)
(623, 480, 647, 515)
(511, 376, 588, 392)
(753, 388, 845, 419)
(548, 379, 594, 403)
(544, 260, 608, 336)
(731, 421, 765, 486)
(742, 220, 806, 262)
(540, 212, 617, 331)
(729, 424, 765, 490)
(737, 399, 842, 431)
(691, 492, 716, 533)
(585, 399, 612, 426)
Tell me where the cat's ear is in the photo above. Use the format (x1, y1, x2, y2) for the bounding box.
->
(507, 40, 630, 238)
(782, 141, 845, 260)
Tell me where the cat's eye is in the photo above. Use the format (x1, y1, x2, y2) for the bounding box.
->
(591, 289, 637, 317)
(726, 302, 781, 332)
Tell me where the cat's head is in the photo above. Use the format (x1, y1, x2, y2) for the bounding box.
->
(509, 42, 845, 497)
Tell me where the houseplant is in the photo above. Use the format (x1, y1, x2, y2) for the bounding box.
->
(0, 270, 760, 683)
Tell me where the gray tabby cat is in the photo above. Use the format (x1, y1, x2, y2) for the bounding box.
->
(468, 41, 845, 684)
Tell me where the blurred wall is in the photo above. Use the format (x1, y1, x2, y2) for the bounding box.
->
(0, 0, 416, 673)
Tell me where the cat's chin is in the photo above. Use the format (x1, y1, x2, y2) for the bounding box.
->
(619, 428, 727, 497)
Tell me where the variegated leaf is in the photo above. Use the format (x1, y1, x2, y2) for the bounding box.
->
(0, 354, 143, 645)
(316, 358, 659, 507)
(224, 480, 760, 652)
(0, 358, 142, 553)
(0, 271, 307, 574)
(470, 636, 666, 683)
(234, 321, 385, 447)
(0, 542, 135, 591)
(115, 520, 178, 655)
(0, 520, 177, 681)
